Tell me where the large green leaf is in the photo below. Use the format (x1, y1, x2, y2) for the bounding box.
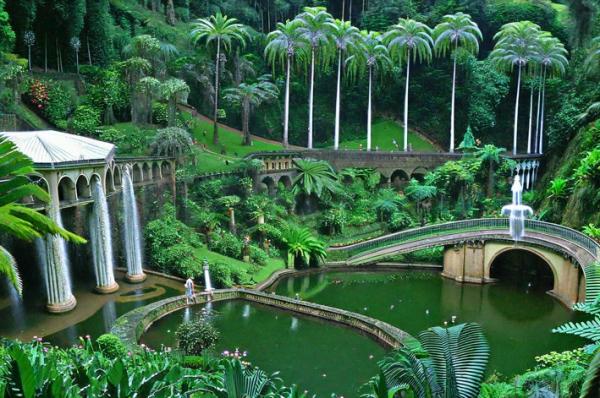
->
(6, 345, 36, 398)
(580, 350, 600, 398)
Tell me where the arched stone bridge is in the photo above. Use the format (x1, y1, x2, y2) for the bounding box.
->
(25, 156, 176, 210)
(248, 150, 542, 184)
(328, 219, 600, 307)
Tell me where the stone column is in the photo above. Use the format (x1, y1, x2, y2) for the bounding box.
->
(42, 172, 77, 313)
(442, 242, 485, 284)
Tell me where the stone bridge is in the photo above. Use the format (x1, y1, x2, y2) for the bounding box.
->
(328, 219, 600, 307)
(248, 150, 543, 185)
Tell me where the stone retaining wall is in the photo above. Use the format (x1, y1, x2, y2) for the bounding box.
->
(111, 289, 411, 349)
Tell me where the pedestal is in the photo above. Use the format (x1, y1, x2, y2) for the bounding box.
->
(125, 272, 147, 283)
(95, 281, 120, 294)
(46, 295, 77, 313)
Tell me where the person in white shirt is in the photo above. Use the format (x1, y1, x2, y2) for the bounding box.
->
(184, 277, 195, 305)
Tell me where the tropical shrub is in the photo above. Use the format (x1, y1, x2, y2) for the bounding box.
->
(45, 81, 74, 125)
(71, 105, 101, 136)
(96, 333, 126, 359)
(249, 244, 268, 265)
(151, 127, 193, 158)
(574, 148, 600, 187)
(209, 231, 242, 258)
(152, 102, 168, 125)
(280, 223, 327, 268)
(388, 210, 414, 231)
(583, 224, 600, 242)
(175, 315, 220, 355)
(98, 126, 148, 155)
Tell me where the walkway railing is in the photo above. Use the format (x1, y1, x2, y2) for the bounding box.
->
(330, 218, 600, 262)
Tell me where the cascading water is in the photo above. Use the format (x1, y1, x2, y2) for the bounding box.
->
(4, 279, 25, 330)
(501, 175, 533, 241)
(90, 178, 118, 292)
(122, 166, 145, 282)
(37, 205, 76, 312)
(203, 260, 213, 292)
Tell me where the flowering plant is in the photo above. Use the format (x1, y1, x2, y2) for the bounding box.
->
(26, 79, 49, 110)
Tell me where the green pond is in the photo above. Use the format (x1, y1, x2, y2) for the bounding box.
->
(270, 270, 586, 376)
(141, 300, 386, 397)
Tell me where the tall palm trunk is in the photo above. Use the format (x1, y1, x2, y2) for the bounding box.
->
(242, 99, 251, 145)
(534, 73, 542, 153)
(283, 53, 291, 148)
(403, 52, 411, 152)
(367, 65, 373, 151)
(308, 47, 315, 149)
(334, 49, 342, 150)
(512, 64, 522, 155)
(539, 66, 547, 154)
(449, 41, 457, 153)
(213, 38, 221, 145)
(527, 79, 534, 153)
(487, 160, 495, 197)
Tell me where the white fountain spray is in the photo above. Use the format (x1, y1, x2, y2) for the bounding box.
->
(203, 259, 213, 292)
(4, 279, 25, 330)
(90, 178, 118, 292)
(122, 166, 145, 282)
(501, 175, 533, 241)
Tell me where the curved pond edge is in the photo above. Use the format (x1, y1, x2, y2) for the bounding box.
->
(254, 263, 443, 292)
(111, 289, 412, 350)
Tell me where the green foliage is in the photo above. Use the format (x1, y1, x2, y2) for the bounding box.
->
(292, 159, 341, 199)
(280, 223, 327, 268)
(574, 148, 600, 187)
(98, 125, 149, 155)
(388, 210, 414, 232)
(319, 206, 348, 235)
(209, 231, 242, 258)
(547, 178, 570, 200)
(0, 0, 15, 53)
(175, 315, 220, 355)
(151, 127, 192, 157)
(583, 224, 600, 241)
(96, 334, 127, 359)
(71, 105, 101, 136)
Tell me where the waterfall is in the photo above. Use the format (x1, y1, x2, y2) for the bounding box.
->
(122, 166, 145, 281)
(203, 261, 213, 291)
(4, 279, 25, 330)
(36, 205, 76, 311)
(90, 178, 118, 292)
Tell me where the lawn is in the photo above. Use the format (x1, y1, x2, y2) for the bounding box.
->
(338, 119, 438, 152)
(183, 113, 283, 157)
(193, 245, 286, 285)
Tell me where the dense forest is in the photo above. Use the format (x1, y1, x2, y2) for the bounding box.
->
(0, 0, 598, 218)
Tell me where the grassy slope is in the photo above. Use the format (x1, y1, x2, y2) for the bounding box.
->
(193, 245, 285, 284)
(338, 119, 439, 152)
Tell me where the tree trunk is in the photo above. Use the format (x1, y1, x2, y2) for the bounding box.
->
(75, 51, 79, 74)
(213, 38, 221, 145)
(367, 65, 373, 151)
(243, 100, 252, 145)
(28, 46, 31, 72)
(342, 0, 345, 20)
(334, 49, 342, 150)
(449, 44, 457, 153)
(403, 53, 410, 152)
(534, 72, 542, 153)
(165, 0, 176, 25)
(44, 34, 48, 72)
(487, 160, 494, 197)
(527, 77, 534, 153)
(283, 54, 291, 148)
(86, 36, 92, 65)
(539, 66, 547, 154)
(307, 47, 315, 149)
(512, 64, 522, 155)
(349, 0, 353, 22)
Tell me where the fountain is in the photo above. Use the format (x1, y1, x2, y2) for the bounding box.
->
(122, 166, 146, 283)
(4, 280, 25, 331)
(203, 259, 213, 292)
(501, 175, 533, 241)
(89, 178, 119, 293)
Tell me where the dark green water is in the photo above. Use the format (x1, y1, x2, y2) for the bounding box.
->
(141, 300, 386, 397)
(271, 270, 586, 376)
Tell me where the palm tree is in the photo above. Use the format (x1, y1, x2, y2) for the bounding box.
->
(121, 57, 152, 124)
(535, 36, 568, 154)
(0, 138, 85, 295)
(347, 31, 392, 151)
(380, 323, 489, 398)
(280, 223, 327, 268)
(151, 127, 193, 160)
(223, 76, 279, 146)
(265, 20, 308, 148)
(296, 6, 334, 149)
(476, 144, 506, 197)
(385, 18, 433, 152)
(191, 12, 249, 145)
(490, 21, 541, 155)
(404, 179, 437, 224)
(328, 19, 360, 150)
(433, 13, 482, 153)
(373, 188, 405, 221)
(291, 159, 341, 199)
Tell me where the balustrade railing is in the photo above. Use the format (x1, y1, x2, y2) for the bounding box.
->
(330, 218, 600, 261)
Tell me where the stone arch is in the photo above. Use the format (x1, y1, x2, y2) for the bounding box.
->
(390, 169, 409, 188)
(142, 163, 151, 181)
(261, 176, 276, 195)
(161, 161, 172, 177)
(58, 176, 77, 202)
(105, 168, 115, 193)
(76, 175, 91, 199)
(278, 175, 292, 189)
(411, 167, 428, 181)
(23, 175, 49, 205)
(113, 166, 122, 188)
(152, 162, 161, 180)
(487, 247, 557, 293)
(132, 164, 143, 183)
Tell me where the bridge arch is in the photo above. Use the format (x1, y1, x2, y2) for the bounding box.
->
(488, 247, 556, 292)
(161, 161, 172, 177)
(113, 166, 122, 188)
(105, 169, 115, 193)
(261, 176, 276, 195)
(152, 162, 161, 180)
(142, 163, 151, 181)
(278, 175, 292, 189)
(132, 164, 143, 183)
(390, 169, 409, 188)
(411, 167, 428, 181)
